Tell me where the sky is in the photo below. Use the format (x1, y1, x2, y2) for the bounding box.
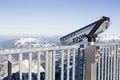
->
(0, 0, 120, 36)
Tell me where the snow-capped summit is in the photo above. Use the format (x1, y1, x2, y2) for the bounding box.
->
(14, 37, 56, 48)
(15, 38, 39, 45)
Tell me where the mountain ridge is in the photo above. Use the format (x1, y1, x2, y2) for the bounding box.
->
(0, 34, 120, 49)
(0, 37, 57, 49)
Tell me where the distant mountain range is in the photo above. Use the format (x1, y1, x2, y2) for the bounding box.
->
(0, 37, 57, 49)
(0, 34, 120, 49)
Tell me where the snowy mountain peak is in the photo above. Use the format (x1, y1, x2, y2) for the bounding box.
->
(0, 37, 56, 49)
(15, 38, 40, 45)
(14, 37, 56, 48)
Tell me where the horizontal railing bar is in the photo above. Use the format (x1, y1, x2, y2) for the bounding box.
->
(1, 43, 120, 55)
(0, 45, 80, 55)
(97, 43, 120, 46)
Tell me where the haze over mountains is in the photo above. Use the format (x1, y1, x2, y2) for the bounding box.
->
(0, 36, 59, 49)
(0, 34, 120, 49)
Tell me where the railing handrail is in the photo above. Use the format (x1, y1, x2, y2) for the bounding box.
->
(0, 43, 120, 55)
(97, 43, 120, 46)
(0, 45, 80, 55)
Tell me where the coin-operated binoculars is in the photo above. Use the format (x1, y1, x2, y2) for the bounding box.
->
(60, 16, 110, 45)
(60, 16, 110, 80)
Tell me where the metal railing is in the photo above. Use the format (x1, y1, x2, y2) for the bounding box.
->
(0, 45, 82, 80)
(0, 44, 120, 80)
(97, 44, 120, 80)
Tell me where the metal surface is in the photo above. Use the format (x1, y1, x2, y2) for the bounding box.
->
(107, 45, 110, 80)
(0, 45, 79, 55)
(72, 49, 76, 80)
(37, 52, 41, 80)
(45, 51, 48, 80)
(98, 44, 120, 80)
(104, 45, 107, 80)
(19, 53, 22, 80)
(52, 50, 56, 80)
(0, 44, 120, 80)
(88, 42, 95, 45)
(29, 53, 32, 80)
(77, 48, 81, 80)
(67, 49, 70, 80)
(60, 16, 110, 45)
(61, 49, 64, 80)
(85, 45, 96, 80)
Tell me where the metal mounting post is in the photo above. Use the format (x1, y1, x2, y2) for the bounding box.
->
(85, 45, 96, 80)
(85, 36, 98, 80)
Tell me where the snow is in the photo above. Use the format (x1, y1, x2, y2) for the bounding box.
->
(97, 34, 120, 43)
(15, 38, 39, 45)
(12, 60, 45, 73)
(14, 38, 56, 48)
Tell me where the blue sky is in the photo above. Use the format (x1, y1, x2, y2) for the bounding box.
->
(0, 0, 120, 36)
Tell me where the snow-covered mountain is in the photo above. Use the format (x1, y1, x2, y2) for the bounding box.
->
(0, 35, 120, 49)
(96, 34, 120, 43)
(0, 37, 58, 78)
(15, 38, 56, 48)
(0, 37, 57, 49)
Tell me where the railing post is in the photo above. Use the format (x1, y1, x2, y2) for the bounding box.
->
(19, 53, 22, 80)
(67, 49, 70, 80)
(97, 46, 101, 80)
(29, 53, 32, 80)
(8, 54, 12, 80)
(72, 48, 76, 80)
(78, 47, 81, 80)
(37, 52, 41, 80)
(104, 45, 107, 80)
(49, 50, 53, 80)
(45, 50, 54, 80)
(61, 49, 64, 80)
(45, 51, 48, 80)
(113, 45, 119, 80)
(107, 45, 110, 80)
(52, 50, 56, 80)
(78, 45, 84, 80)
(101, 46, 104, 80)
(116, 45, 118, 80)
(110, 45, 113, 80)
